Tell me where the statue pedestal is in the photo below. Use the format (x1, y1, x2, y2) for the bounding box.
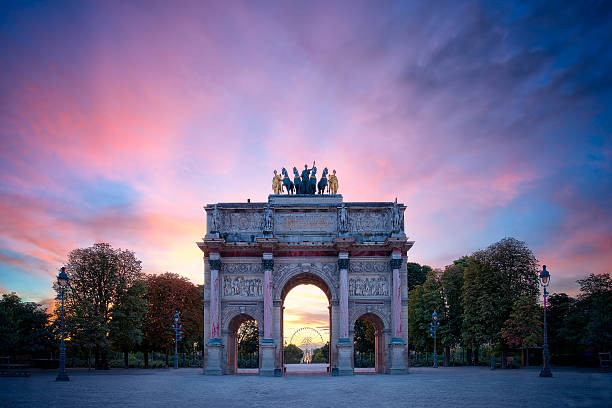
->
(336, 338, 354, 376)
(389, 338, 408, 374)
(205, 339, 223, 375)
(259, 339, 275, 377)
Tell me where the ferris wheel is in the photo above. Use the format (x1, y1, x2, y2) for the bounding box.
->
(288, 327, 325, 363)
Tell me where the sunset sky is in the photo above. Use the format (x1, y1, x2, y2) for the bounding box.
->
(1, 1, 610, 332)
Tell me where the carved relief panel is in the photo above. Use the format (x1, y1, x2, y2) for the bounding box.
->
(349, 276, 389, 296)
(349, 211, 390, 232)
(222, 276, 263, 297)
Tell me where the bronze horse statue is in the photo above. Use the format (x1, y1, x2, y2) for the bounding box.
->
(282, 167, 294, 194)
(317, 167, 328, 194)
(292, 167, 302, 194)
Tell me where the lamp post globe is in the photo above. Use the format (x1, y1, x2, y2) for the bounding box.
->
(56, 267, 70, 382)
(539, 265, 553, 377)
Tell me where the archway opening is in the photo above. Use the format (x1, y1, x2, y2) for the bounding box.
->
(354, 313, 385, 374)
(281, 273, 331, 374)
(227, 314, 259, 374)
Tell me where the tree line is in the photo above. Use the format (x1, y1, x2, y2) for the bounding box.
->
(407, 237, 611, 366)
(1, 243, 203, 369)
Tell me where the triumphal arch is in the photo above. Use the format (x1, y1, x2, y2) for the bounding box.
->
(198, 182, 413, 375)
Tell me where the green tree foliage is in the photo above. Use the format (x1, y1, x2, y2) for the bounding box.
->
(441, 259, 465, 347)
(407, 262, 432, 291)
(353, 319, 375, 353)
(237, 319, 259, 357)
(461, 253, 505, 347)
(576, 273, 612, 351)
(462, 238, 539, 350)
(408, 270, 445, 350)
(0, 293, 54, 357)
(501, 295, 543, 348)
(283, 343, 303, 364)
(61, 243, 144, 369)
(548, 293, 584, 362)
(311, 342, 329, 363)
(109, 279, 148, 368)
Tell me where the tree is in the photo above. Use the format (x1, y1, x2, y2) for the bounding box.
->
(577, 274, 612, 352)
(0, 293, 54, 358)
(354, 319, 375, 354)
(440, 258, 465, 365)
(501, 295, 543, 348)
(283, 344, 303, 364)
(109, 280, 148, 368)
(461, 238, 539, 366)
(407, 262, 431, 291)
(311, 342, 329, 363)
(237, 320, 259, 356)
(143, 273, 203, 367)
(60, 243, 144, 369)
(461, 253, 504, 364)
(408, 270, 446, 361)
(547, 293, 584, 364)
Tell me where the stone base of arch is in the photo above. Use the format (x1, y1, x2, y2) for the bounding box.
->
(205, 339, 223, 375)
(337, 338, 354, 375)
(389, 339, 408, 375)
(259, 339, 275, 376)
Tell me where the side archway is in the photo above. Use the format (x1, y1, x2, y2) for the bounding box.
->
(353, 313, 386, 374)
(226, 313, 259, 374)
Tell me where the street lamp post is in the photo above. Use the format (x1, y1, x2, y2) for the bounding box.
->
(539, 265, 553, 377)
(430, 310, 440, 368)
(172, 311, 183, 369)
(56, 267, 69, 382)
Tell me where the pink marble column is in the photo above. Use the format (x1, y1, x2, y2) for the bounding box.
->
(209, 254, 221, 340)
(391, 251, 402, 339)
(339, 253, 349, 340)
(263, 254, 273, 339)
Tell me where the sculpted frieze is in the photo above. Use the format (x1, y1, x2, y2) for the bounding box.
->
(222, 263, 262, 275)
(349, 211, 389, 232)
(221, 212, 263, 233)
(222, 276, 263, 297)
(349, 275, 389, 296)
(349, 261, 389, 274)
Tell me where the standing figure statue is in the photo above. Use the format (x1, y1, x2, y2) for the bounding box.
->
(308, 165, 317, 195)
(281, 167, 294, 194)
(300, 162, 315, 194)
(338, 202, 349, 234)
(263, 203, 274, 234)
(391, 198, 401, 232)
(293, 167, 302, 195)
(317, 167, 328, 194)
(272, 170, 283, 195)
(211, 204, 221, 233)
(328, 169, 339, 195)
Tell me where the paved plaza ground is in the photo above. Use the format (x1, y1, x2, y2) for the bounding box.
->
(0, 366, 610, 408)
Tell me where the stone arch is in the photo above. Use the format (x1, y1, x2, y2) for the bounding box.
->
(222, 305, 263, 334)
(226, 313, 260, 374)
(273, 263, 338, 301)
(349, 304, 390, 332)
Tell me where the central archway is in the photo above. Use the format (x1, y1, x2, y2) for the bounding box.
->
(280, 272, 332, 374)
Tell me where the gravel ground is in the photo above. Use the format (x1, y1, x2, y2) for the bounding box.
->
(0, 366, 610, 408)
